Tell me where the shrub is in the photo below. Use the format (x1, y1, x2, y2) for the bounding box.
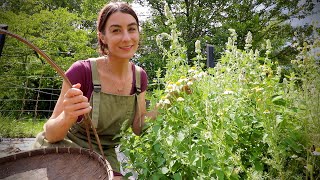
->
(120, 4, 320, 179)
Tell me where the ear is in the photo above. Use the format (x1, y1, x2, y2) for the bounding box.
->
(98, 32, 107, 44)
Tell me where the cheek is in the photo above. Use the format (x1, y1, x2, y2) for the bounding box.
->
(134, 34, 140, 44)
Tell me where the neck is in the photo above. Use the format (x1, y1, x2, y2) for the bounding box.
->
(104, 56, 130, 78)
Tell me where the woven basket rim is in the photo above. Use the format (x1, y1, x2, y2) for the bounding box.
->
(0, 147, 114, 179)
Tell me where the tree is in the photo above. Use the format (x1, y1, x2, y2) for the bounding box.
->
(136, 0, 316, 81)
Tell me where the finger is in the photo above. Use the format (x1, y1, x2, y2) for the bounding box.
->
(64, 87, 83, 98)
(64, 95, 88, 105)
(64, 101, 91, 112)
(65, 106, 92, 119)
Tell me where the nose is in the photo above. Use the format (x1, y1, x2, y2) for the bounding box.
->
(122, 30, 131, 41)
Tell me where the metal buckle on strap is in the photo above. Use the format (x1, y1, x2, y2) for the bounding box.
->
(93, 84, 101, 92)
(136, 87, 141, 94)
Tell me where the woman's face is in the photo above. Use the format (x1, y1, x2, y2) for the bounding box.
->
(100, 12, 139, 60)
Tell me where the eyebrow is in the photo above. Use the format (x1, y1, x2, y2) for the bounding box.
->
(109, 22, 138, 29)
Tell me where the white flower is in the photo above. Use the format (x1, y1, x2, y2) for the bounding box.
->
(188, 68, 198, 74)
(187, 81, 193, 86)
(166, 135, 174, 146)
(195, 40, 201, 54)
(158, 98, 171, 106)
(313, 151, 320, 156)
(163, 99, 171, 105)
(172, 84, 181, 92)
(178, 78, 188, 83)
(177, 131, 185, 141)
(223, 90, 234, 95)
(177, 97, 184, 102)
(263, 110, 270, 114)
(164, 84, 174, 93)
(161, 167, 169, 174)
(199, 72, 207, 77)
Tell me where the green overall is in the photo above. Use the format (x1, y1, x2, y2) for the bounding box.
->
(33, 59, 142, 173)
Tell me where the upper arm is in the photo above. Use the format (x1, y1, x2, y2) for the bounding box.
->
(132, 91, 147, 135)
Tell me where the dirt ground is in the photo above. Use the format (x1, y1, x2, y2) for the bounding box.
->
(0, 138, 35, 158)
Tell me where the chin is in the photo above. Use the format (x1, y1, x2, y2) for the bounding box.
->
(115, 54, 135, 60)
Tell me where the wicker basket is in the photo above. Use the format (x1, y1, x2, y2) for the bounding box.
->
(0, 147, 113, 179)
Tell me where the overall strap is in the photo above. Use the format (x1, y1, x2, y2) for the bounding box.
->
(134, 65, 142, 127)
(135, 65, 142, 95)
(90, 59, 101, 128)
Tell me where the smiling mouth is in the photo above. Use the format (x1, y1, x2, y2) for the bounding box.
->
(120, 45, 133, 50)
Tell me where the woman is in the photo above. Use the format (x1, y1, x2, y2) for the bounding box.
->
(33, 1, 156, 178)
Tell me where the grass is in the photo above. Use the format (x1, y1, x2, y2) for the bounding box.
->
(0, 116, 45, 138)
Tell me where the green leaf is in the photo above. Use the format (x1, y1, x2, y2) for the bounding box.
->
(275, 115, 283, 127)
(153, 143, 161, 153)
(171, 161, 181, 172)
(306, 164, 313, 172)
(124, 172, 133, 178)
(156, 157, 166, 167)
(272, 95, 286, 106)
(173, 173, 182, 180)
(254, 161, 264, 171)
(153, 124, 161, 133)
(151, 174, 161, 180)
(216, 169, 225, 180)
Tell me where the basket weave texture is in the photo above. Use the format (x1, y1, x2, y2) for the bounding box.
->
(0, 147, 113, 180)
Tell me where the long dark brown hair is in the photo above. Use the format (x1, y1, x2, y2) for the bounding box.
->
(97, 2, 139, 55)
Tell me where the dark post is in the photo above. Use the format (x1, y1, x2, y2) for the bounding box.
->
(0, 24, 8, 57)
(206, 44, 215, 68)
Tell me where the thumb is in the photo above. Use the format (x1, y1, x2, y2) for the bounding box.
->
(72, 83, 81, 89)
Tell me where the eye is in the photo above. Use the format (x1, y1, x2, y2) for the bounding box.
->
(112, 29, 120, 33)
(129, 27, 137, 32)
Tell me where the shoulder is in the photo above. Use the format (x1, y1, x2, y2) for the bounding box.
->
(66, 60, 91, 75)
(139, 67, 148, 85)
(132, 63, 148, 92)
(65, 60, 93, 97)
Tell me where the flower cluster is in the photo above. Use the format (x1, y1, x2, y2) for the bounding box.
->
(157, 67, 208, 107)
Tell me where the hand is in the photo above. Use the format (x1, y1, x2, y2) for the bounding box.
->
(62, 83, 92, 123)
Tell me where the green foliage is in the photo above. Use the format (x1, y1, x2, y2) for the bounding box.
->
(120, 5, 320, 179)
(0, 2, 100, 117)
(0, 115, 45, 138)
(137, 0, 316, 83)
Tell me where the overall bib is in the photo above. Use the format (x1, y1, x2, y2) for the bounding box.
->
(33, 59, 142, 173)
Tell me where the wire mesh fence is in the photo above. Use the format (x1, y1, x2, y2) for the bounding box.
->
(0, 53, 62, 120)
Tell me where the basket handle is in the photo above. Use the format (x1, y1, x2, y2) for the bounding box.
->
(0, 29, 106, 160)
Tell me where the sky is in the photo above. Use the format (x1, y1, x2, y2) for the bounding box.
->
(131, 3, 151, 22)
(291, 0, 320, 27)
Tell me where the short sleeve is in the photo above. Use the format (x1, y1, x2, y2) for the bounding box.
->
(65, 60, 92, 99)
(140, 68, 148, 92)
(65, 60, 92, 123)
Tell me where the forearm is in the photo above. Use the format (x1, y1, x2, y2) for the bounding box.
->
(132, 109, 159, 135)
(44, 112, 75, 143)
(132, 114, 145, 136)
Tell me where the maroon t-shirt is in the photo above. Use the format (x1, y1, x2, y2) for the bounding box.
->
(65, 60, 148, 98)
(65, 60, 148, 121)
